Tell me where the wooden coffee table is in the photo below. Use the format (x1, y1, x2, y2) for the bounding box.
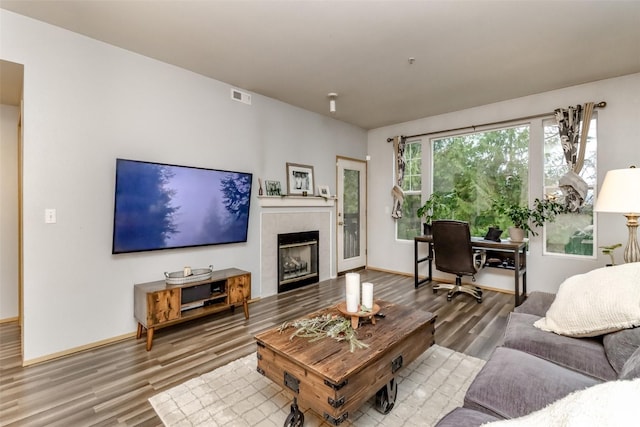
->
(254, 300, 436, 426)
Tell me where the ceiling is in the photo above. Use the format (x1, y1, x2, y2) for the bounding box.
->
(2, 0, 640, 129)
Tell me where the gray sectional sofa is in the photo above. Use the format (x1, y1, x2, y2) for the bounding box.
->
(435, 291, 640, 426)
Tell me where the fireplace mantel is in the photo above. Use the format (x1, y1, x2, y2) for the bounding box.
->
(258, 195, 336, 208)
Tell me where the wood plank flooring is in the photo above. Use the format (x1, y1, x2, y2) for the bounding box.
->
(0, 269, 514, 426)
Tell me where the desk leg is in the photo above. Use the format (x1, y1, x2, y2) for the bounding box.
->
(414, 239, 419, 288)
(414, 239, 434, 289)
(428, 243, 433, 281)
(514, 247, 527, 307)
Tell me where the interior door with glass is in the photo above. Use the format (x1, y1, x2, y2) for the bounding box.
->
(337, 157, 367, 273)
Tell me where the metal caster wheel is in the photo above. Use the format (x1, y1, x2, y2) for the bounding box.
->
(284, 398, 304, 427)
(375, 378, 398, 414)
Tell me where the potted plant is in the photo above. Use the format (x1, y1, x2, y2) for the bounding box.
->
(416, 193, 451, 235)
(493, 197, 565, 242)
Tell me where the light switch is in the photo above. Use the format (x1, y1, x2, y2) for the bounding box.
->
(45, 208, 56, 224)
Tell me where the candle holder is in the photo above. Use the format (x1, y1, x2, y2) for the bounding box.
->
(336, 302, 381, 329)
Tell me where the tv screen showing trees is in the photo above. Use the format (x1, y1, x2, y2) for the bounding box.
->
(112, 159, 252, 254)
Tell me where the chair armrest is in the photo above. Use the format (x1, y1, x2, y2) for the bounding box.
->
(473, 250, 487, 272)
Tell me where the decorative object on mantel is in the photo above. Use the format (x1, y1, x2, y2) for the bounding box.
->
(594, 166, 640, 263)
(286, 162, 315, 196)
(264, 180, 281, 196)
(257, 178, 263, 196)
(317, 185, 330, 198)
(278, 313, 369, 352)
(164, 265, 213, 285)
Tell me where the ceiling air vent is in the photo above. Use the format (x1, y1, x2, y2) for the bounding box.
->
(230, 88, 251, 105)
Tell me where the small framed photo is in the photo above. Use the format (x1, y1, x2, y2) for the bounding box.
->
(286, 162, 314, 195)
(318, 185, 330, 197)
(265, 180, 282, 196)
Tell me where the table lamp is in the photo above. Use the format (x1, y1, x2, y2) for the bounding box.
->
(594, 166, 640, 263)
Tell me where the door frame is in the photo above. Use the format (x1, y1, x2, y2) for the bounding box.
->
(336, 156, 367, 273)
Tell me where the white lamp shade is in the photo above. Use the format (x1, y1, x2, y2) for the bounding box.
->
(594, 168, 640, 213)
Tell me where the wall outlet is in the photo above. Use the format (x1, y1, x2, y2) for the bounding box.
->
(45, 208, 56, 224)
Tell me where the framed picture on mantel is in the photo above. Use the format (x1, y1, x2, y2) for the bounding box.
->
(286, 163, 314, 196)
(265, 180, 282, 196)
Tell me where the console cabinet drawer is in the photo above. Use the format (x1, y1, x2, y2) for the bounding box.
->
(228, 275, 251, 305)
(146, 289, 181, 326)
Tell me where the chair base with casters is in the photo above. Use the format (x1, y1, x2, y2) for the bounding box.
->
(433, 276, 483, 303)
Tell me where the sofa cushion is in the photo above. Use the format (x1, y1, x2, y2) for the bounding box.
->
(480, 378, 640, 426)
(435, 407, 501, 427)
(602, 326, 640, 374)
(513, 291, 555, 317)
(504, 312, 616, 380)
(534, 263, 640, 337)
(620, 346, 640, 379)
(464, 347, 601, 419)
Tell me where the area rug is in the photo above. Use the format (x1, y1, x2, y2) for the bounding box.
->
(149, 345, 485, 427)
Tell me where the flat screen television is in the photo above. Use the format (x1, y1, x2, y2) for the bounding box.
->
(112, 158, 252, 254)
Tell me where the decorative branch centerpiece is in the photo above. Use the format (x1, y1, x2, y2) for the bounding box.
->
(278, 314, 369, 352)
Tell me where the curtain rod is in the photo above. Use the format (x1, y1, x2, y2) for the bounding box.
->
(386, 101, 607, 142)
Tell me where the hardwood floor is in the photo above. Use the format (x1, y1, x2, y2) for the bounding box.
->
(0, 270, 514, 426)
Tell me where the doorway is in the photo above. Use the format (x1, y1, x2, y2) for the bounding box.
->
(336, 157, 367, 273)
(0, 59, 24, 361)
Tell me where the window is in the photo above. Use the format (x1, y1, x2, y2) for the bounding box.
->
(543, 117, 597, 257)
(396, 140, 422, 240)
(431, 125, 530, 236)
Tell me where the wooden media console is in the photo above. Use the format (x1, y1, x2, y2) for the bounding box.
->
(134, 268, 250, 351)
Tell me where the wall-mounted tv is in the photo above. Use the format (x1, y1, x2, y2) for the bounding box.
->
(112, 158, 252, 254)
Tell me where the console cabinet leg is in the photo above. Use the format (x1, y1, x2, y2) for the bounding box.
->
(136, 323, 143, 339)
(243, 299, 249, 319)
(146, 328, 154, 351)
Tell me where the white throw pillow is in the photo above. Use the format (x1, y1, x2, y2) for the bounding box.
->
(534, 263, 640, 337)
(481, 379, 640, 427)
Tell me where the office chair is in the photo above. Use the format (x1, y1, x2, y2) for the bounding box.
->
(431, 220, 486, 303)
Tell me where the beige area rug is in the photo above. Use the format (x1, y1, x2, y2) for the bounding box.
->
(149, 345, 485, 427)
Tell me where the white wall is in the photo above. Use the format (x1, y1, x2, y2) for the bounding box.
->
(0, 105, 20, 320)
(367, 73, 640, 294)
(0, 10, 366, 362)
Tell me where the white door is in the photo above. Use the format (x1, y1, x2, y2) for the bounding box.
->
(337, 157, 367, 272)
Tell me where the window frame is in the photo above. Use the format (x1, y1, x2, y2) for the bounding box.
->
(541, 116, 598, 259)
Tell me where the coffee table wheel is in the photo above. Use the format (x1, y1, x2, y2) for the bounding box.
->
(375, 378, 397, 414)
(284, 397, 304, 427)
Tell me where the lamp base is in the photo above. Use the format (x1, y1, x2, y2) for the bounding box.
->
(623, 213, 639, 263)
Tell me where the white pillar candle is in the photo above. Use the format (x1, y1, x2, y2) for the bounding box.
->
(345, 272, 361, 305)
(346, 293, 359, 313)
(362, 282, 374, 310)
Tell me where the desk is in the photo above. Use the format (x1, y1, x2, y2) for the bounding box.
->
(414, 236, 527, 306)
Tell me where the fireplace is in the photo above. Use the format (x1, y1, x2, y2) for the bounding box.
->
(278, 230, 319, 293)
